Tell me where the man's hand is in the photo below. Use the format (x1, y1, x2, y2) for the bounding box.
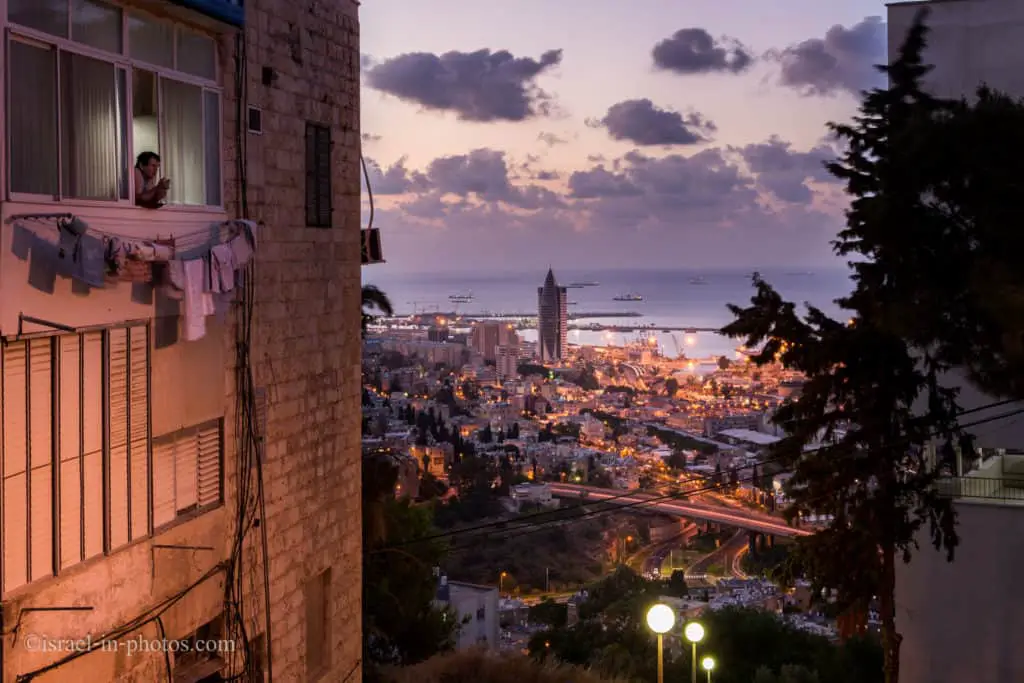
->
(158, 178, 171, 189)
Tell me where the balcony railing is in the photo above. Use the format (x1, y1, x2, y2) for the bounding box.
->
(936, 476, 1024, 503)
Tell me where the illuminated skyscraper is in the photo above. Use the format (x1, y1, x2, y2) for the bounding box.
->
(537, 268, 568, 362)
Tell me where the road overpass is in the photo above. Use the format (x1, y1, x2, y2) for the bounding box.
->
(549, 483, 811, 538)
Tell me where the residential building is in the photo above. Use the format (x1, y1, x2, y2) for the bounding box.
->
(496, 344, 520, 380)
(0, 0, 363, 680)
(887, 4, 1024, 682)
(435, 577, 501, 651)
(537, 268, 568, 362)
(470, 321, 519, 363)
(508, 483, 559, 511)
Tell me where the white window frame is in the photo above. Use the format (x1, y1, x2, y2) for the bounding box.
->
(3, 0, 224, 211)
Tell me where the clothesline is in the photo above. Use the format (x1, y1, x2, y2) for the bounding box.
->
(6, 212, 257, 244)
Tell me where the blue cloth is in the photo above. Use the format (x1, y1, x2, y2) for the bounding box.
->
(74, 235, 106, 288)
(27, 235, 58, 294)
(11, 223, 32, 260)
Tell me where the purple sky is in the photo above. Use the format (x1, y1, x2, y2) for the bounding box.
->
(360, 1, 903, 273)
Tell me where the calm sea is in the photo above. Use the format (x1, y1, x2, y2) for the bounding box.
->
(365, 267, 854, 358)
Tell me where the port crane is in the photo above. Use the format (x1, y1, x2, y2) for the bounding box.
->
(406, 301, 440, 315)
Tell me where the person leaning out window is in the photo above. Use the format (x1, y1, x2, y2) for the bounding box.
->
(134, 152, 171, 208)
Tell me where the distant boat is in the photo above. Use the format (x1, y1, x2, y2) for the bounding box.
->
(448, 292, 474, 303)
(613, 293, 644, 302)
(689, 276, 708, 285)
(569, 280, 600, 287)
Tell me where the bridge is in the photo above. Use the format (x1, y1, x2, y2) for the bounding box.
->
(549, 483, 811, 538)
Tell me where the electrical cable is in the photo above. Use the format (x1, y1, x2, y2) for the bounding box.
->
(155, 616, 173, 682)
(360, 154, 374, 231)
(373, 398, 1024, 554)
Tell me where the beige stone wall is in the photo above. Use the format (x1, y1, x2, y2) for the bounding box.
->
(223, 0, 363, 681)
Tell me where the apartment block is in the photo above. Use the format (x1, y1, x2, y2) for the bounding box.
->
(470, 321, 519, 363)
(888, 3, 1024, 682)
(0, 0, 362, 681)
(435, 576, 500, 651)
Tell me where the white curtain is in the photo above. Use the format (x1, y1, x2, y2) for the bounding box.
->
(60, 52, 125, 200)
(160, 78, 204, 205)
(9, 41, 58, 195)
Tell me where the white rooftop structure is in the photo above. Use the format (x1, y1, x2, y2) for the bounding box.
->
(718, 428, 781, 446)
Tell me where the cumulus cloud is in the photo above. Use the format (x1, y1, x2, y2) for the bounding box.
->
(652, 28, 753, 74)
(770, 17, 886, 96)
(735, 136, 840, 203)
(364, 48, 563, 122)
(424, 148, 563, 209)
(595, 99, 716, 146)
(534, 170, 560, 181)
(363, 157, 429, 195)
(538, 132, 568, 146)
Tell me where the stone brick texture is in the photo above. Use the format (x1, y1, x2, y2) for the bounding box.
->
(222, 0, 363, 680)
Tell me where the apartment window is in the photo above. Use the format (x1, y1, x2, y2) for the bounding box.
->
(0, 325, 150, 595)
(305, 122, 332, 227)
(7, 2, 222, 206)
(151, 419, 223, 529)
(305, 568, 332, 680)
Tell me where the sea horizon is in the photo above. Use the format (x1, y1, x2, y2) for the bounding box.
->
(366, 266, 855, 360)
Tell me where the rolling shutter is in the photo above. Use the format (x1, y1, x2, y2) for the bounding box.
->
(27, 339, 53, 582)
(107, 328, 130, 550)
(196, 422, 221, 507)
(58, 335, 82, 569)
(152, 436, 177, 528)
(2, 342, 29, 593)
(81, 332, 104, 559)
(128, 326, 150, 540)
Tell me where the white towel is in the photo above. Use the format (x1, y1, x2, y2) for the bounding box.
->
(183, 258, 213, 341)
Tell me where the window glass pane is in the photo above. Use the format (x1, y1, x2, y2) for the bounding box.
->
(72, 0, 122, 54)
(160, 78, 204, 205)
(9, 0, 68, 38)
(204, 91, 221, 206)
(60, 52, 127, 200)
(9, 42, 58, 196)
(176, 29, 217, 80)
(132, 69, 160, 200)
(128, 13, 173, 68)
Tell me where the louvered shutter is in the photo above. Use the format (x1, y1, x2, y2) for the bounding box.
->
(2, 342, 29, 593)
(196, 422, 221, 507)
(81, 332, 104, 559)
(107, 328, 130, 550)
(152, 436, 176, 528)
(27, 339, 53, 582)
(175, 431, 198, 514)
(58, 335, 83, 569)
(128, 326, 150, 540)
(305, 122, 332, 227)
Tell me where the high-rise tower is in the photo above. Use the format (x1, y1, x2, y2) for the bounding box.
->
(537, 268, 568, 362)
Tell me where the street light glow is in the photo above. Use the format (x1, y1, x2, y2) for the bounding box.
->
(646, 604, 676, 635)
(702, 656, 716, 672)
(684, 621, 705, 644)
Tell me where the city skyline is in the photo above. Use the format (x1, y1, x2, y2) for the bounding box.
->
(360, 0, 909, 273)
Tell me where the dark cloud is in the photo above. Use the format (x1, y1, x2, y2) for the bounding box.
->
(535, 170, 560, 181)
(770, 17, 886, 96)
(735, 136, 839, 203)
(652, 28, 753, 74)
(363, 157, 429, 195)
(425, 148, 563, 209)
(538, 132, 568, 146)
(596, 99, 716, 146)
(587, 154, 606, 163)
(361, 132, 382, 143)
(364, 48, 563, 122)
(568, 167, 641, 199)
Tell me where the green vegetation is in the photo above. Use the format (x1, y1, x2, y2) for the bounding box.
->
(363, 454, 456, 681)
(383, 651, 628, 683)
(362, 284, 394, 334)
(742, 544, 792, 579)
(722, 18, 1012, 681)
(646, 425, 718, 455)
(580, 409, 626, 430)
(664, 377, 679, 396)
(529, 567, 881, 683)
(517, 363, 550, 377)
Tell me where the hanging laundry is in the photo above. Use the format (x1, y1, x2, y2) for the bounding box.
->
(11, 222, 33, 260)
(182, 258, 215, 341)
(210, 243, 236, 293)
(227, 220, 256, 267)
(27, 234, 59, 294)
(74, 235, 106, 288)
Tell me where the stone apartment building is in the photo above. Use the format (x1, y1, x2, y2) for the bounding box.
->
(0, 0, 363, 681)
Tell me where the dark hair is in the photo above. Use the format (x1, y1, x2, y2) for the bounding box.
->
(135, 151, 161, 168)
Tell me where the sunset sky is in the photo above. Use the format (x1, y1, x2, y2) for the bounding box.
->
(360, 1, 907, 273)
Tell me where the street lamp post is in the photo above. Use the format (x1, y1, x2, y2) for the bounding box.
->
(701, 656, 716, 683)
(499, 571, 508, 595)
(645, 604, 676, 683)
(684, 622, 705, 683)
